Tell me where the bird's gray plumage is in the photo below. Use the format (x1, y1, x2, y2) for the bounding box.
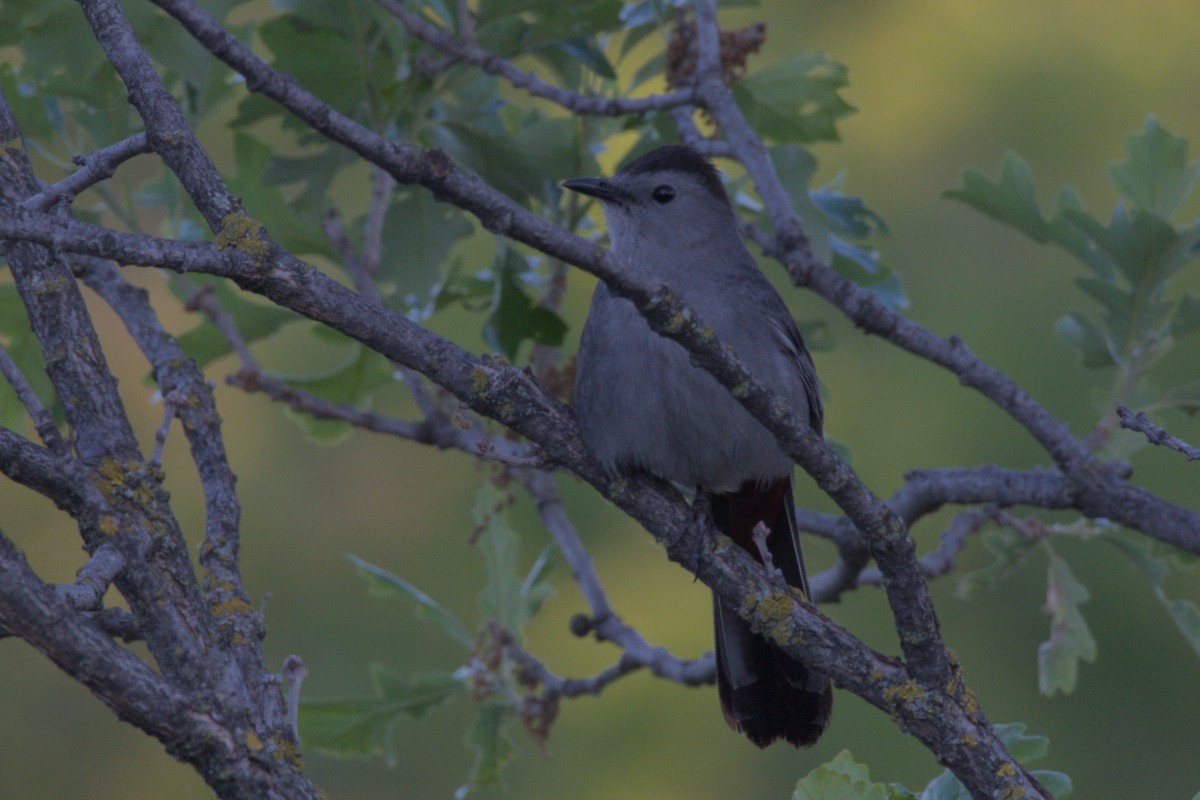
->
(565, 144, 832, 748)
(569, 145, 822, 492)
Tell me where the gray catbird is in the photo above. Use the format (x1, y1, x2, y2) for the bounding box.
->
(563, 144, 832, 748)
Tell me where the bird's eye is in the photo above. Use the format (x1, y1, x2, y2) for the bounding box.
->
(652, 185, 676, 204)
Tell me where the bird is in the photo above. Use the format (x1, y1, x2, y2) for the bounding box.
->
(563, 144, 832, 748)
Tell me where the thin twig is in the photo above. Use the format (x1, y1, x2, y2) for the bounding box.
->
(20, 133, 151, 212)
(282, 655, 308, 743)
(516, 469, 713, 685)
(149, 390, 186, 468)
(227, 368, 541, 465)
(380, 0, 697, 116)
(184, 284, 261, 370)
(751, 520, 784, 580)
(856, 507, 995, 587)
(0, 344, 66, 454)
(1118, 405, 1200, 462)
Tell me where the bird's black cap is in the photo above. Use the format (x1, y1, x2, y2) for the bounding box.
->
(618, 144, 728, 203)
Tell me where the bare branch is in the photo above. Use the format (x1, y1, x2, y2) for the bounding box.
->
(148, 390, 187, 468)
(228, 367, 541, 466)
(1118, 405, 1200, 462)
(71, 254, 263, 664)
(21, 133, 151, 212)
(0, 529, 317, 800)
(56, 541, 126, 611)
(282, 655, 307, 743)
(183, 283, 262, 370)
(0, 343, 65, 453)
(856, 507, 995, 588)
(517, 469, 713, 685)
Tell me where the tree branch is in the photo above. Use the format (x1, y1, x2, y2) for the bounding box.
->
(1118, 405, 1200, 462)
(0, 529, 315, 800)
(379, 0, 697, 116)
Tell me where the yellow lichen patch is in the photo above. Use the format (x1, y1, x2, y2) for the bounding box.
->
(272, 736, 301, 766)
(216, 211, 271, 266)
(94, 458, 137, 502)
(996, 763, 1016, 778)
(961, 685, 980, 714)
(98, 515, 120, 536)
(962, 733, 978, 747)
(882, 679, 924, 707)
(470, 366, 490, 397)
(244, 729, 265, 752)
(739, 591, 797, 645)
(663, 311, 687, 333)
(212, 597, 254, 616)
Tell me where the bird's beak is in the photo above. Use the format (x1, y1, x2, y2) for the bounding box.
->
(561, 177, 630, 205)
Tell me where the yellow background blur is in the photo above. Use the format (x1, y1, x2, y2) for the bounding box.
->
(3, 1, 1200, 798)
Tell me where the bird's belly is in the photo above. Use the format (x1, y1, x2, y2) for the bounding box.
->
(576, 325, 791, 491)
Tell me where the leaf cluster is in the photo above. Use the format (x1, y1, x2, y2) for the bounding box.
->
(300, 482, 556, 795)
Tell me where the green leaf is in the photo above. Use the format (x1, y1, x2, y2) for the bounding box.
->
(1075, 277, 1133, 344)
(520, 542, 558, 620)
(733, 53, 855, 144)
(1062, 204, 1184, 286)
(262, 145, 357, 217)
(945, 155, 1112, 279)
(0, 65, 58, 142)
(226, 133, 336, 259)
(482, 247, 568, 360)
(539, 37, 617, 81)
(460, 700, 517, 795)
(378, 189, 474, 299)
(921, 723, 1071, 798)
(348, 554, 473, 648)
(472, 482, 556, 639)
(919, 770, 971, 800)
(813, 187, 889, 240)
(1101, 531, 1200, 658)
(435, 112, 585, 207)
(258, 15, 363, 115)
(1106, 116, 1200, 219)
(1160, 379, 1200, 415)
(945, 153, 1052, 242)
(992, 722, 1049, 762)
(1031, 771, 1073, 796)
(1164, 599, 1200, 658)
(432, 261, 495, 314)
(475, 0, 623, 55)
(627, 49, 667, 92)
(1054, 310, 1117, 369)
(299, 669, 462, 762)
(956, 528, 1037, 599)
(769, 143, 831, 259)
(831, 243, 907, 311)
(792, 750, 912, 800)
(1037, 552, 1097, 696)
(1169, 294, 1200, 339)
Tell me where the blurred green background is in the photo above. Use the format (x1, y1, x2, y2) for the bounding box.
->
(3, 1, 1200, 798)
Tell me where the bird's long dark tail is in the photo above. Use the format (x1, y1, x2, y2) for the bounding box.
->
(710, 477, 832, 748)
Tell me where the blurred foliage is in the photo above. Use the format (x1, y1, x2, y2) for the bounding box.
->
(300, 482, 557, 796)
(793, 724, 1071, 800)
(2, 0, 1200, 798)
(948, 117, 1200, 426)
